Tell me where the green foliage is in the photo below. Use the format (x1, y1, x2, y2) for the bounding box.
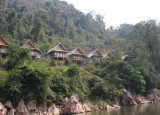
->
(0, 56, 5, 68)
(4, 61, 54, 105)
(66, 65, 87, 102)
(0, 0, 160, 106)
(0, 0, 111, 52)
(64, 59, 72, 66)
(0, 69, 7, 87)
(113, 20, 160, 92)
(50, 59, 58, 66)
(140, 68, 160, 91)
(96, 58, 146, 94)
(88, 76, 108, 99)
(4, 44, 31, 70)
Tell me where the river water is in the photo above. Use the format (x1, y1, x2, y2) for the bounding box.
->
(74, 103, 160, 115)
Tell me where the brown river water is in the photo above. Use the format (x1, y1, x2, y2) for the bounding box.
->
(73, 103, 160, 115)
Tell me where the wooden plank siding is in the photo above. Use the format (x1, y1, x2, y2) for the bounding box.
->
(67, 48, 86, 66)
(0, 35, 9, 58)
(46, 43, 68, 61)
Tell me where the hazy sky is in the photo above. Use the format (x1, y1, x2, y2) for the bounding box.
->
(63, 0, 160, 28)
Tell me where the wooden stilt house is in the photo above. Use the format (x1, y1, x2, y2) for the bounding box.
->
(22, 39, 42, 59)
(0, 35, 9, 58)
(87, 49, 102, 62)
(67, 48, 86, 65)
(46, 43, 68, 60)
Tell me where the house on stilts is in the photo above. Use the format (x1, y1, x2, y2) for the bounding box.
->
(46, 43, 68, 60)
(67, 48, 86, 65)
(87, 49, 102, 62)
(22, 39, 42, 59)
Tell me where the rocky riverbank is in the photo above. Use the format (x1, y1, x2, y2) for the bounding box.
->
(1, 89, 160, 115)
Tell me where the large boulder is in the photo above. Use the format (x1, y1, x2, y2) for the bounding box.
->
(134, 94, 148, 104)
(112, 104, 121, 109)
(121, 89, 137, 105)
(103, 104, 114, 110)
(103, 104, 121, 110)
(147, 94, 160, 101)
(63, 95, 85, 114)
(0, 102, 7, 115)
(82, 104, 91, 112)
(149, 88, 160, 97)
(4, 101, 12, 109)
(16, 99, 29, 115)
(8, 109, 15, 115)
(37, 103, 47, 113)
(27, 100, 37, 112)
(48, 104, 60, 115)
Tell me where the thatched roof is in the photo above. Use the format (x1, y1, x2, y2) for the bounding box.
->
(67, 48, 85, 56)
(22, 39, 42, 53)
(46, 43, 68, 54)
(87, 49, 102, 58)
(0, 35, 9, 46)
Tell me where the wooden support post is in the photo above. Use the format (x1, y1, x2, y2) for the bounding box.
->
(81, 57, 82, 66)
(63, 53, 64, 61)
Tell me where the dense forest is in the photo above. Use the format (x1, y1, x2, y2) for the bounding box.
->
(0, 0, 112, 53)
(1, 0, 160, 107)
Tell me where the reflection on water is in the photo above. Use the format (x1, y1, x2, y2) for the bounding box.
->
(74, 103, 160, 115)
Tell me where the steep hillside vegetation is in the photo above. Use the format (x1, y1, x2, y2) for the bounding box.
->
(0, 0, 111, 53)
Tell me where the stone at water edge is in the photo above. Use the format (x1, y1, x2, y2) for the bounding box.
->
(0, 102, 7, 115)
(4, 101, 12, 109)
(134, 94, 148, 104)
(112, 104, 121, 109)
(63, 95, 85, 114)
(82, 103, 91, 112)
(16, 99, 29, 115)
(147, 94, 160, 101)
(121, 89, 137, 105)
(27, 100, 37, 112)
(48, 104, 60, 115)
(103, 104, 114, 110)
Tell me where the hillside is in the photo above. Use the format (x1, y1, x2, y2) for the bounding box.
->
(0, 0, 112, 53)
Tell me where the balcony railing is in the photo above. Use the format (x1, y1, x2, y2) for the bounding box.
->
(0, 48, 9, 54)
(73, 57, 86, 61)
(31, 52, 40, 58)
(53, 53, 67, 58)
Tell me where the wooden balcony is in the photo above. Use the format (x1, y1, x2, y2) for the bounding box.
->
(30, 52, 40, 58)
(73, 57, 86, 62)
(52, 52, 67, 59)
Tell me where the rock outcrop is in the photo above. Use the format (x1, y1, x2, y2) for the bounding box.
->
(82, 104, 91, 112)
(149, 88, 160, 97)
(4, 101, 12, 109)
(8, 109, 15, 115)
(27, 100, 37, 112)
(103, 104, 121, 110)
(48, 104, 60, 115)
(147, 94, 160, 101)
(0, 102, 7, 115)
(63, 95, 91, 114)
(121, 89, 137, 105)
(37, 103, 47, 113)
(16, 100, 29, 115)
(112, 104, 121, 109)
(134, 94, 148, 104)
(103, 104, 114, 110)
